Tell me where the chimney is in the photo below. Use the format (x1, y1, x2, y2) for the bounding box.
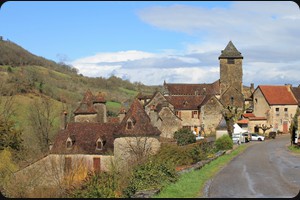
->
(63, 111, 68, 130)
(250, 83, 254, 93)
(285, 84, 292, 92)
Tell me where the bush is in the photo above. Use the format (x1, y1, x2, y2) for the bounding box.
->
(215, 134, 233, 151)
(123, 156, 178, 198)
(69, 172, 118, 198)
(174, 128, 196, 146)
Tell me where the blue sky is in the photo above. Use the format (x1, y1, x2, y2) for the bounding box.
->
(0, 1, 300, 86)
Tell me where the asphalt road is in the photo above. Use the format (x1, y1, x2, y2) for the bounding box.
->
(206, 134, 300, 198)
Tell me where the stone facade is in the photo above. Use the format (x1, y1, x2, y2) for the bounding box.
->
(200, 96, 224, 134)
(113, 137, 161, 166)
(74, 113, 98, 123)
(252, 85, 298, 133)
(94, 103, 107, 123)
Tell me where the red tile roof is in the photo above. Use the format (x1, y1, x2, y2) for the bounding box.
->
(237, 119, 249, 124)
(50, 122, 117, 154)
(258, 85, 298, 105)
(115, 99, 161, 137)
(242, 113, 255, 118)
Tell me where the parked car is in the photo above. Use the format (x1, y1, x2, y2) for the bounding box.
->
(232, 133, 249, 144)
(250, 133, 265, 141)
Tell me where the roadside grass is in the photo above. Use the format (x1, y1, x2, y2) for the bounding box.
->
(288, 145, 300, 154)
(154, 144, 249, 198)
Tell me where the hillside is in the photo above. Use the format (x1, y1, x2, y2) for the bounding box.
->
(0, 38, 161, 161)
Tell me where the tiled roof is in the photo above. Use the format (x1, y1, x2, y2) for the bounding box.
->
(115, 99, 161, 137)
(291, 87, 300, 106)
(242, 113, 255, 118)
(237, 119, 249, 124)
(165, 95, 205, 110)
(248, 117, 267, 121)
(74, 90, 106, 115)
(258, 85, 298, 105)
(50, 122, 117, 154)
(218, 41, 243, 59)
(164, 79, 220, 96)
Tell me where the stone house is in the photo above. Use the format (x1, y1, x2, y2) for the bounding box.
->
(14, 91, 161, 188)
(144, 91, 182, 138)
(160, 41, 248, 135)
(252, 85, 298, 133)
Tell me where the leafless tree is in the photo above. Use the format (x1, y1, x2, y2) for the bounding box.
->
(28, 95, 57, 153)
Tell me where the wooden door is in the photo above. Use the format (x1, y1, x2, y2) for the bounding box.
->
(283, 121, 288, 133)
(93, 157, 101, 173)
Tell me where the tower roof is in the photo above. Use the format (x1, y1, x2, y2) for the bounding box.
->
(219, 41, 243, 59)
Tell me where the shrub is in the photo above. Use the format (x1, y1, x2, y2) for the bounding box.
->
(123, 156, 178, 198)
(174, 128, 196, 146)
(215, 134, 233, 151)
(69, 172, 117, 198)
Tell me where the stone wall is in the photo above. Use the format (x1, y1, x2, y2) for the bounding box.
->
(94, 103, 107, 123)
(158, 107, 182, 138)
(13, 154, 114, 189)
(219, 58, 243, 95)
(74, 114, 98, 123)
(114, 137, 161, 167)
(201, 97, 223, 135)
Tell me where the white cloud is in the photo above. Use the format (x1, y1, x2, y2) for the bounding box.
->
(71, 1, 300, 86)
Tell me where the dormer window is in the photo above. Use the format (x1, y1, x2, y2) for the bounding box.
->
(66, 137, 73, 149)
(126, 118, 135, 130)
(96, 138, 105, 150)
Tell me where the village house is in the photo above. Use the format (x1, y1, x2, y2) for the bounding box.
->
(140, 41, 252, 137)
(14, 90, 161, 188)
(251, 85, 298, 134)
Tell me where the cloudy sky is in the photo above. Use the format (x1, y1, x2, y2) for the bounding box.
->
(0, 1, 299, 86)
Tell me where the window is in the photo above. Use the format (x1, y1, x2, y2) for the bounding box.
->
(96, 138, 103, 150)
(230, 96, 234, 105)
(127, 121, 132, 129)
(284, 108, 288, 117)
(227, 58, 235, 64)
(66, 137, 73, 149)
(175, 111, 181, 118)
(192, 111, 198, 119)
(255, 98, 258, 103)
(276, 108, 280, 116)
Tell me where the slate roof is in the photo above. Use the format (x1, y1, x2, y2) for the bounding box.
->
(164, 79, 220, 96)
(291, 87, 300, 106)
(115, 99, 161, 137)
(50, 122, 117, 154)
(218, 41, 243, 59)
(257, 85, 298, 105)
(74, 90, 106, 115)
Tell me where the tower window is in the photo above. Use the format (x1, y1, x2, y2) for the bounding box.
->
(227, 58, 235, 64)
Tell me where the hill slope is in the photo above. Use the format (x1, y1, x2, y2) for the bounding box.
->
(0, 38, 161, 160)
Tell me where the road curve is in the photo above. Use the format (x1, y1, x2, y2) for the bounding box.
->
(206, 134, 300, 198)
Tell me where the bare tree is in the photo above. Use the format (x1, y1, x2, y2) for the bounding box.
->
(28, 95, 57, 153)
(0, 80, 16, 124)
(222, 106, 243, 138)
